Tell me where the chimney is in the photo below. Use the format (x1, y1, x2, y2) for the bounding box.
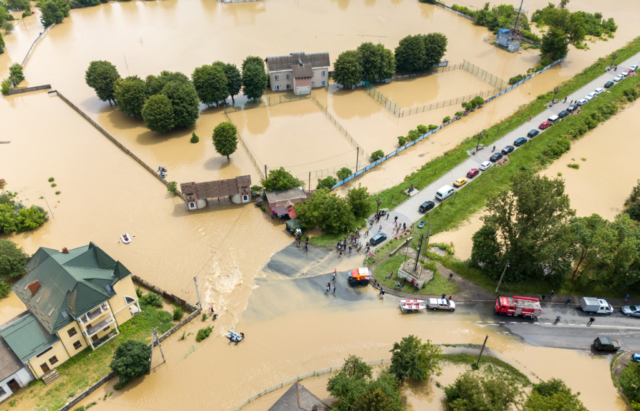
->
(28, 280, 41, 296)
(62, 247, 69, 254)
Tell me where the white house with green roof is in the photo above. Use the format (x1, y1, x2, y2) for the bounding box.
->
(0, 242, 140, 383)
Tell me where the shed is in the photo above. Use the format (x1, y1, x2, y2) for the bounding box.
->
(0, 334, 34, 404)
(181, 176, 252, 211)
(265, 187, 309, 218)
(268, 382, 329, 411)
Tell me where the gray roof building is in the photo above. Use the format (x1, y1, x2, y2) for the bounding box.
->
(0, 336, 24, 381)
(265, 52, 330, 73)
(12, 242, 131, 335)
(268, 382, 329, 411)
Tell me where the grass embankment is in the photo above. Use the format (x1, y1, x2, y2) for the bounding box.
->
(373, 254, 461, 295)
(6, 302, 179, 411)
(442, 353, 531, 386)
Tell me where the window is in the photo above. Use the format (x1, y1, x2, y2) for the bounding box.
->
(73, 341, 82, 350)
(67, 327, 77, 338)
(0, 387, 6, 396)
(321, 71, 326, 76)
(286, 84, 291, 90)
(321, 81, 326, 86)
(275, 75, 280, 81)
(311, 82, 315, 87)
(125, 296, 136, 305)
(49, 356, 58, 365)
(286, 74, 291, 80)
(275, 85, 280, 91)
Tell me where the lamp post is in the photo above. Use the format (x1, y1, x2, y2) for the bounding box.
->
(552, 87, 560, 105)
(375, 197, 382, 216)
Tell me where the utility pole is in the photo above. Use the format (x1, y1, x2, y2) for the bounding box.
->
(424, 222, 432, 255)
(495, 261, 510, 294)
(308, 172, 311, 194)
(193, 276, 202, 309)
(153, 329, 166, 363)
(264, 165, 267, 178)
(414, 235, 424, 271)
(355, 146, 359, 172)
(475, 335, 489, 368)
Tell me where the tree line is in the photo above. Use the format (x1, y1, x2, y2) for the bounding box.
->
(471, 169, 640, 292)
(329, 335, 587, 411)
(84, 56, 269, 133)
(333, 33, 447, 88)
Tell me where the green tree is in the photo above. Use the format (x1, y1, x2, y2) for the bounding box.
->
(352, 386, 391, 411)
(346, 185, 371, 219)
(242, 63, 268, 100)
(223, 63, 242, 104)
(38, 0, 69, 27)
(568, 214, 614, 281)
(85, 60, 120, 104)
(395, 35, 426, 72)
(341, 355, 372, 379)
(471, 170, 575, 283)
(317, 176, 337, 190)
(161, 81, 200, 128)
(541, 27, 570, 61)
(357, 42, 395, 82)
(142, 95, 175, 133)
(327, 371, 368, 411)
(8, 63, 24, 86)
(0, 282, 10, 298)
(212, 121, 238, 161)
(333, 50, 363, 88)
(0, 32, 5, 55)
(524, 378, 587, 411)
(261, 167, 302, 192)
(144, 71, 190, 97)
(445, 372, 523, 411)
(336, 167, 353, 181)
(192, 64, 229, 107)
(110, 340, 151, 389)
(620, 362, 640, 406)
(295, 188, 355, 234)
(389, 335, 442, 383)
(370, 150, 384, 161)
(114, 75, 146, 117)
(0, 239, 30, 279)
(241, 55, 265, 73)
(7, 0, 30, 10)
(423, 32, 448, 70)
(15, 206, 48, 232)
(627, 202, 640, 222)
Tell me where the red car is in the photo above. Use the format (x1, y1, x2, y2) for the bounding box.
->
(539, 121, 552, 130)
(466, 168, 480, 178)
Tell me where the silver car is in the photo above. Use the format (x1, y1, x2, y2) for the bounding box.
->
(577, 98, 588, 106)
(594, 88, 605, 95)
(614, 75, 624, 82)
(586, 92, 597, 100)
(479, 161, 492, 171)
(622, 305, 640, 317)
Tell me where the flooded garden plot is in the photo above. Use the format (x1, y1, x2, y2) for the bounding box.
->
(228, 99, 361, 183)
(376, 68, 497, 110)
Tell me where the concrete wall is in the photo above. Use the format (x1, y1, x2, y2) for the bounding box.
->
(0, 368, 34, 403)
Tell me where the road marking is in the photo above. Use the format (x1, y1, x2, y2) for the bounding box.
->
(476, 321, 640, 331)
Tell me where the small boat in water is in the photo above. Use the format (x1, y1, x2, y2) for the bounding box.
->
(120, 233, 131, 244)
(226, 330, 244, 343)
(399, 299, 426, 313)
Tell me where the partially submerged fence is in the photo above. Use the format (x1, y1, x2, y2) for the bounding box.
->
(392, 62, 463, 81)
(22, 23, 55, 67)
(398, 88, 497, 117)
(310, 94, 369, 160)
(222, 108, 265, 179)
(331, 56, 565, 190)
(52, 90, 184, 200)
(462, 59, 507, 90)
(224, 93, 310, 113)
(7, 84, 51, 95)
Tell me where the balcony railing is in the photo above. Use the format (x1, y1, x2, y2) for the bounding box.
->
(82, 303, 109, 322)
(85, 316, 114, 337)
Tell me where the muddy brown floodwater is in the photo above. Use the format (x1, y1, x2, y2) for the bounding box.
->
(2, 0, 640, 409)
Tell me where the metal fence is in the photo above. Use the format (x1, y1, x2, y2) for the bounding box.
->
(398, 88, 497, 117)
(363, 81, 403, 115)
(391, 62, 464, 82)
(22, 23, 55, 68)
(310, 94, 368, 160)
(331, 56, 565, 191)
(224, 93, 310, 113)
(7, 84, 51, 95)
(222, 108, 265, 179)
(462, 59, 507, 91)
(233, 359, 392, 411)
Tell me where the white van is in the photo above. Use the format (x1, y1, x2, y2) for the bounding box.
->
(548, 114, 560, 124)
(435, 185, 455, 202)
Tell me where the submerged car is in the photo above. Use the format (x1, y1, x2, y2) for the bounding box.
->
(622, 305, 640, 317)
(593, 336, 620, 352)
(466, 169, 480, 178)
(527, 129, 540, 138)
(490, 153, 503, 162)
(604, 81, 614, 88)
(539, 121, 552, 130)
(453, 177, 467, 187)
(479, 161, 492, 171)
(514, 137, 527, 147)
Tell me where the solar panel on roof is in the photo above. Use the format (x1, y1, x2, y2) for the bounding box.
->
(105, 285, 112, 292)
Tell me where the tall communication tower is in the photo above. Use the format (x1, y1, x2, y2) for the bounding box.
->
(509, 0, 531, 40)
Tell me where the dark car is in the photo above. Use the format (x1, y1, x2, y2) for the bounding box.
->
(527, 129, 539, 138)
(558, 110, 570, 118)
(539, 121, 552, 130)
(490, 153, 503, 162)
(514, 137, 527, 147)
(466, 169, 480, 178)
(419, 201, 435, 213)
(593, 336, 621, 352)
(369, 233, 387, 246)
(604, 81, 614, 88)
(566, 105, 577, 113)
(501, 145, 515, 155)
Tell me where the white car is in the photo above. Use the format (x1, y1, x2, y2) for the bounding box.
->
(577, 98, 588, 106)
(479, 161, 492, 171)
(631, 65, 638, 72)
(585, 92, 596, 100)
(621, 70, 629, 77)
(614, 75, 624, 82)
(594, 88, 605, 95)
(427, 298, 456, 312)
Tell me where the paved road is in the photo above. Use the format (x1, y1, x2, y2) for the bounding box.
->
(388, 52, 640, 228)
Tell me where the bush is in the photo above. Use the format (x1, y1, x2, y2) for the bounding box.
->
(567, 163, 579, 169)
(111, 340, 151, 389)
(418, 0, 436, 3)
(135, 287, 143, 298)
(398, 136, 408, 146)
(455, 111, 464, 116)
(337, 167, 353, 181)
(190, 132, 199, 143)
(0, 282, 10, 298)
(542, 138, 571, 160)
(250, 185, 262, 194)
(509, 74, 526, 85)
(442, 116, 451, 123)
(196, 326, 213, 342)
(48, 177, 54, 182)
(172, 306, 184, 321)
(626, 202, 640, 222)
(408, 129, 420, 141)
(55, 191, 61, 195)
(317, 176, 338, 190)
(428, 124, 438, 130)
(51, 183, 56, 187)
(1, 79, 11, 96)
(417, 125, 428, 134)
(140, 292, 163, 308)
(167, 181, 178, 196)
(624, 88, 639, 102)
(370, 150, 384, 161)
(157, 310, 171, 324)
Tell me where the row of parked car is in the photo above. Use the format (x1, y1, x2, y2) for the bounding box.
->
(416, 64, 639, 216)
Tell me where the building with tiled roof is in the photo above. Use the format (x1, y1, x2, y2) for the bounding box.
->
(0, 243, 140, 384)
(265, 52, 330, 95)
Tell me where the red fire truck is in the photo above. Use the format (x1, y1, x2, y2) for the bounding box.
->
(495, 296, 541, 319)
